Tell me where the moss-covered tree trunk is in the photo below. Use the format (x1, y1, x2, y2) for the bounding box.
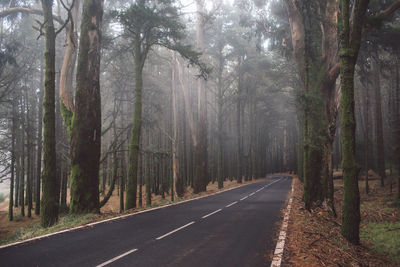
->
(126, 40, 143, 210)
(59, 0, 80, 134)
(40, 0, 58, 227)
(69, 0, 103, 214)
(339, 0, 369, 245)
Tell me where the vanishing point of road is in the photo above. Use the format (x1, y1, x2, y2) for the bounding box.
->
(1, 175, 292, 267)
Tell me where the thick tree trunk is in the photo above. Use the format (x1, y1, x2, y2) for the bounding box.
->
(40, 0, 58, 227)
(59, 0, 80, 132)
(339, 0, 368, 245)
(126, 47, 143, 210)
(69, 0, 103, 214)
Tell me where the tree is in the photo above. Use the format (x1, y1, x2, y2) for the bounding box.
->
(69, 0, 104, 214)
(40, 0, 59, 227)
(118, 0, 208, 210)
(284, 0, 340, 213)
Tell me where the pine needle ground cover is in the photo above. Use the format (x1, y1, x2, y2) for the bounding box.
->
(284, 174, 399, 266)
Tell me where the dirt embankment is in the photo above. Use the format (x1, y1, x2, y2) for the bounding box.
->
(284, 173, 399, 266)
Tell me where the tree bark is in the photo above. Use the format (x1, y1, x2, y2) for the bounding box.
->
(8, 97, 16, 221)
(193, 0, 208, 193)
(69, 0, 103, 214)
(339, 0, 369, 245)
(372, 56, 385, 186)
(59, 0, 80, 133)
(40, 0, 58, 227)
(172, 52, 184, 198)
(126, 40, 143, 210)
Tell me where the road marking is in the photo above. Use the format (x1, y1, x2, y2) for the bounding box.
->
(249, 192, 255, 196)
(226, 201, 238, 207)
(271, 176, 293, 267)
(96, 248, 138, 267)
(156, 221, 195, 240)
(256, 188, 262, 192)
(265, 178, 282, 188)
(240, 196, 248, 201)
(202, 209, 222, 219)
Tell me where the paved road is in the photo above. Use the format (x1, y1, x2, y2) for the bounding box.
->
(0, 176, 292, 267)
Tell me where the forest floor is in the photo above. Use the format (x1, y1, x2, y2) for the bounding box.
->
(0, 177, 269, 245)
(284, 171, 400, 266)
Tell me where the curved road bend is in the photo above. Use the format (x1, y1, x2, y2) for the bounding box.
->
(1, 175, 292, 267)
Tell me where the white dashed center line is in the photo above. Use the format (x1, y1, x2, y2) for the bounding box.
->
(249, 192, 255, 196)
(240, 196, 248, 201)
(96, 248, 138, 267)
(202, 209, 222, 219)
(226, 201, 238, 208)
(156, 221, 195, 240)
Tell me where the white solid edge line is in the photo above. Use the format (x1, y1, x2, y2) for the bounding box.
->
(155, 221, 195, 240)
(270, 179, 293, 267)
(0, 178, 273, 250)
(225, 201, 238, 208)
(202, 209, 222, 219)
(240, 196, 248, 201)
(96, 248, 138, 267)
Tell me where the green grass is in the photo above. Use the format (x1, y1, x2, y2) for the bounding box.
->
(361, 222, 400, 264)
(0, 214, 99, 246)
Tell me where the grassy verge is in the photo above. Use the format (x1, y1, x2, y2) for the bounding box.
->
(361, 221, 400, 264)
(0, 213, 99, 246)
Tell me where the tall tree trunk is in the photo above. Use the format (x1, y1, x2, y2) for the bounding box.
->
(236, 65, 242, 184)
(364, 78, 370, 194)
(339, 0, 368, 244)
(20, 95, 25, 217)
(193, 0, 208, 193)
(8, 97, 16, 221)
(35, 58, 44, 215)
(14, 121, 20, 208)
(395, 51, 400, 200)
(59, 0, 80, 132)
(40, 0, 58, 227)
(126, 42, 143, 210)
(70, 0, 103, 214)
(372, 57, 385, 186)
(217, 62, 224, 189)
(120, 152, 125, 213)
(172, 53, 184, 198)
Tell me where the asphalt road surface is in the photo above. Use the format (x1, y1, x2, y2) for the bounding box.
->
(1, 176, 292, 267)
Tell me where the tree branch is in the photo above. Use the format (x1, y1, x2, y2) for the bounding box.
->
(0, 7, 64, 24)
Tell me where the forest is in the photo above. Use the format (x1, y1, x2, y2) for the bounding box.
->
(0, 0, 399, 265)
